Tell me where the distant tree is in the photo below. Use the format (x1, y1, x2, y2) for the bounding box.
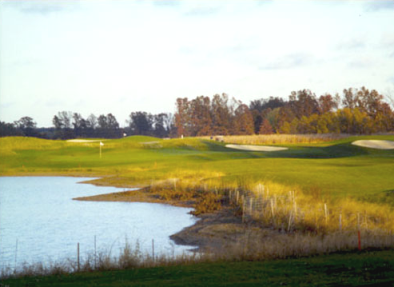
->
(52, 111, 74, 139)
(279, 121, 291, 134)
(189, 96, 212, 136)
(211, 93, 232, 135)
(0, 121, 23, 137)
(107, 113, 119, 129)
(251, 109, 263, 134)
(297, 115, 314, 134)
(249, 97, 285, 133)
(57, 111, 73, 129)
(163, 113, 176, 137)
(13, 116, 37, 137)
(342, 88, 357, 109)
(266, 108, 280, 133)
(152, 113, 169, 138)
(258, 118, 273, 134)
(232, 104, 254, 135)
(127, 112, 153, 136)
(289, 89, 319, 118)
(318, 94, 338, 114)
(85, 114, 98, 137)
(52, 115, 64, 139)
(72, 113, 88, 137)
(277, 106, 296, 132)
(289, 118, 299, 134)
(95, 113, 121, 138)
(356, 87, 385, 118)
(174, 98, 191, 137)
(86, 114, 98, 129)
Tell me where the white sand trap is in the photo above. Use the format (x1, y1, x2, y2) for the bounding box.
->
(67, 139, 100, 143)
(352, 140, 394, 150)
(225, 144, 288, 152)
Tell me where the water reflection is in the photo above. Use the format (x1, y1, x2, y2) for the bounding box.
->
(0, 177, 197, 267)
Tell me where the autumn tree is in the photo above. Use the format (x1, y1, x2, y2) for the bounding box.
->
(189, 96, 212, 136)
(174, 98, 191, 137)
(232, 103, 254, 135)
(289, 90, 319, 118)
(258, 118, 273, 134)
(211, 93, 232, 135)
(342, 88, 357, 109)
(318, 94, 338, 114)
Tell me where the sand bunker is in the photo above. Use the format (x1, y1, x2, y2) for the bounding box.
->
(67, 139, 100, 143)
(352, 140, 394, 150)
(225, 144, 288, 152)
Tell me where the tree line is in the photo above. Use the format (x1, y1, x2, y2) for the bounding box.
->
(174, 87, 394, 136)
(0, 112, 176, 139)
(1, 86, 393, 139)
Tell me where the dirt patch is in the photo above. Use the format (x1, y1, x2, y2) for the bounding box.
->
(225, 144, 288, 152)
(352, 140, 394, 150)
(170, 207, 281, 252)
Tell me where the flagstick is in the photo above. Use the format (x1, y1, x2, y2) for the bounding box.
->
(99, 141, 104, 158)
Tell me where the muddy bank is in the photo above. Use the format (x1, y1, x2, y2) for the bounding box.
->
(75, 188, 282, 253)
(170, 207, 282, 252)
(74, 188, 194, 208)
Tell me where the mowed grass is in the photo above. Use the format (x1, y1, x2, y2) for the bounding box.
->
(1, 135, 394, 201)
(4, 250, 394, 286)
(2, 135, 394, 285)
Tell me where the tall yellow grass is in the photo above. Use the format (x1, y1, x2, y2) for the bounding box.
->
(215, 134, 347, 145)
(148, 175, 394, 237)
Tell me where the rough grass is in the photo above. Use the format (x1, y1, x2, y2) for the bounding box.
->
(1, 135, 394, 199)
(3, 250, 394, 286)
(1, 135, 394, 284)
(216, 133, 348, 145)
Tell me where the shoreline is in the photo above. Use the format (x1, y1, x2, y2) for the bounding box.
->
(2, 174, 281, 252)
(73, 187, 282, 253)
(73, 187, 195, 208)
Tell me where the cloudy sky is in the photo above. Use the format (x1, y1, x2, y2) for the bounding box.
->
(1, 0, 394, 127)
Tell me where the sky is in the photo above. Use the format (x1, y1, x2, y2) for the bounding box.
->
(0, 0, 394, 127)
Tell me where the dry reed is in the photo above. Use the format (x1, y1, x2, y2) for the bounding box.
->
(214, 134, 347, 145)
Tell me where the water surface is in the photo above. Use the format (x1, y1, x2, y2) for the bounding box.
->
(0, 177, 197, 268)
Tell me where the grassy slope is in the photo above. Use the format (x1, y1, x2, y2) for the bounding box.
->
(4, 250, 394, 286)
(1, 135, 393, 201)
(1, 135, 394, 285)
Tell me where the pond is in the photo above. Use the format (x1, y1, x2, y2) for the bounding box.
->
(0, 177, 197, 269)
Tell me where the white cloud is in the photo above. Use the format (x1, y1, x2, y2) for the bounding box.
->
(0, 0, 393, 126)
(365, 0, 394, 11)
(3, 0, 79, 14)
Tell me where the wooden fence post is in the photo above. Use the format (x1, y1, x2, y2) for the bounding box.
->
(152, 239, 155, 261)
(324, 203, 328, 226)
(339, 214, 342, 231)
(77, 243, 80, 272)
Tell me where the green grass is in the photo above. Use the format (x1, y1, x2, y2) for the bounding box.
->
(3, 250, 394, 286)
(1, 135, 394, 202)
(1, 135, 394, 285)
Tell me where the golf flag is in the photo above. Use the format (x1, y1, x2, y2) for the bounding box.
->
(99, 141, 104, 158)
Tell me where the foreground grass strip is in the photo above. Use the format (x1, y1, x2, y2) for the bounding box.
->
(3, 250, 394, 286)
